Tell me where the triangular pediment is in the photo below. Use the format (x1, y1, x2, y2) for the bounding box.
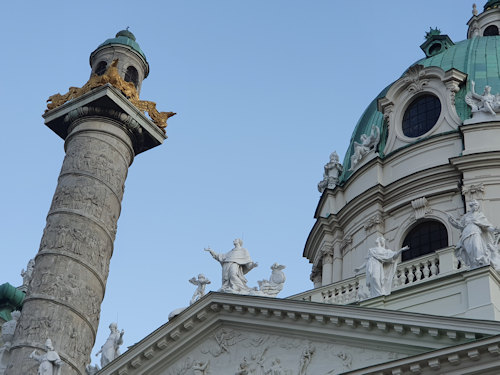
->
(99, 293, 500, 375)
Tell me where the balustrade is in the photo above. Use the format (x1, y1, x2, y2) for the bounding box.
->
(291, 247, 461, 304)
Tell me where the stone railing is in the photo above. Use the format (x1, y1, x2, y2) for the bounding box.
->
(290, 246, 462, 305)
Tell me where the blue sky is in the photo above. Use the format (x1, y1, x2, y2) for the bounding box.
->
(1, 0, 474, 367)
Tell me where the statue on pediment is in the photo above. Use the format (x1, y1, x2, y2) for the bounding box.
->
(205, 239, 258, 294)
(349, 125, 380, 171)
(317, 151, 343, 193)
(355, 237, 408, 297)
(189, 274, 211, 305)
(448, 200, 500, 270)
(96, 323, 124, 367)
(257, 263, 286, 297)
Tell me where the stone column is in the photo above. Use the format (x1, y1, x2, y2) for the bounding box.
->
(332, 246, 343, 283)
(6, 84, 166, 375)
(321, 249, 334, 286)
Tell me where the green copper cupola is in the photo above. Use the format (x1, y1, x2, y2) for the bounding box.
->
(420, 27, 454, 57)
(89, 29, 150, 94)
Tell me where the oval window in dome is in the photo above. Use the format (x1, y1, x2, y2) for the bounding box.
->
(402, 94, 441, 138)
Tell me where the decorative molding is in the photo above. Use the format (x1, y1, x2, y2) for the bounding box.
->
(402, 65, 429, 93)
(320, 242, 334, 264)
(462, 183, 485, 201)
(411, 197, 432, 220)
(340, 235, 353, 253)
(364, 214, 384, 232)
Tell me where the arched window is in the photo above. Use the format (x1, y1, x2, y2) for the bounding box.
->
(94, 61, 107, 76)
(401, 221, 448, 262)
(484, 25, 499, 36)
(124, 66, 139, 88)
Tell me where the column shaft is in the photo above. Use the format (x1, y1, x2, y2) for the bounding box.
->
(6, 117, 134, 375)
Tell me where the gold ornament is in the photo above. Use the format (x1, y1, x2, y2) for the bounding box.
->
(46, 59, 175, 131)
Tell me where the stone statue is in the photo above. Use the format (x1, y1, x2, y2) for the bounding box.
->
(193, 360, 209, 375)
(298, 342, 315, 375)
(205, 239, 258, 294)
(265, 358, 285, 375)
(448, 200, 500, 270)
(465, 80, 500, 116)
(96, 322, 124, 368)
(29, 339, 62, 375)
(189, 274, 211, 304)
(85, 364, 100, 375)
(21, 258, 35, 290)
(355, 236, 409, 298)
(1, 311, 20, 351)
(349, 125, 380, 171)
(257, 263, 286, 297)
(317, 151, 343, 193)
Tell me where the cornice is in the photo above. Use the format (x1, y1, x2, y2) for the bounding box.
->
(100, 293, 500, 375)
(450, 151, 500, 171)
(343, 334, 500, 375)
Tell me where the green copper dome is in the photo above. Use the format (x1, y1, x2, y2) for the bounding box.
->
(340, 35, 500, 183)
(95, 30, 147, 61)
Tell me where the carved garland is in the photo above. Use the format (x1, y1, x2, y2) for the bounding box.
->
(46, 59, 175, 132)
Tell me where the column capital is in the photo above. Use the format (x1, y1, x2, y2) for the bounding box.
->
(43, 84, 166, 155)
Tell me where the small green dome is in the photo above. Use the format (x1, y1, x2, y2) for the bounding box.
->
(116, 29, 136, 41)
(95, 29, 147, 61)
(340, 35, 500, 183)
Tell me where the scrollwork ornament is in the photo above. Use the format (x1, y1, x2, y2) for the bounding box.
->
(403, 64, 429, 93)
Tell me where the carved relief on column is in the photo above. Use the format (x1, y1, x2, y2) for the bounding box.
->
(6, 117, 135, 375)
(60, 137, 129, 198)
(49, 174, 120, 239)
(364, 214, 384, 233)
(462, 183, 485, 202)
(411, 197, 432, 220)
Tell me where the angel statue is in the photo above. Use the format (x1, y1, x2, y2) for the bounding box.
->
(189, 274, 211, 304)
(465, 80, 500, 116)
(448, 199, 500, 270)
(349, 125, 380, 171)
